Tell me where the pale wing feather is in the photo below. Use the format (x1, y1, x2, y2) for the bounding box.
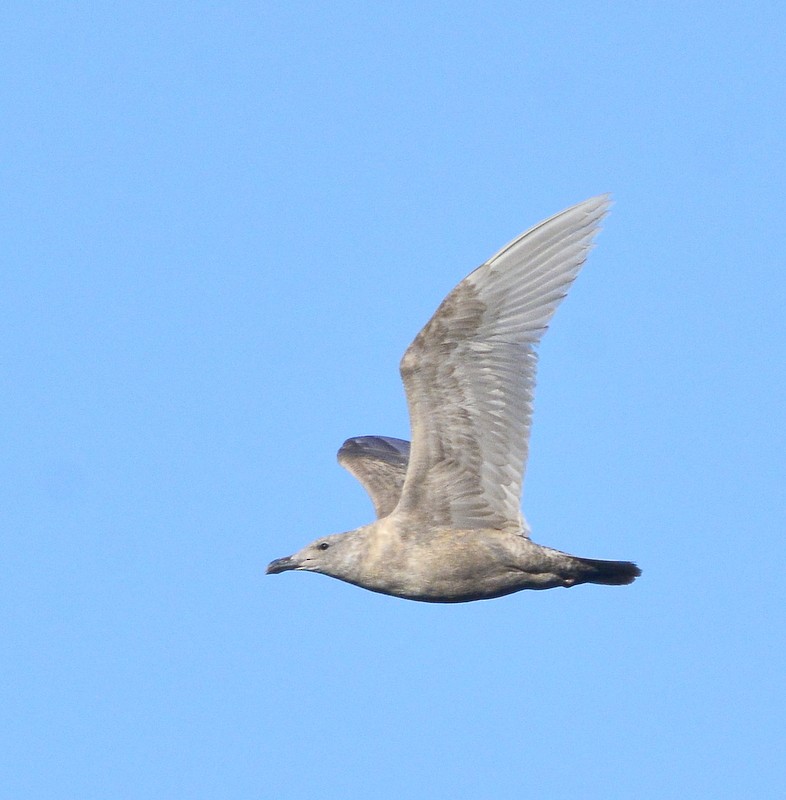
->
(337, 436, 411, 518)
(395, 195, 610, 531)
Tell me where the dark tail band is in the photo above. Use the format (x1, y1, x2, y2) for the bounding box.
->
(574, 556, 641, 586)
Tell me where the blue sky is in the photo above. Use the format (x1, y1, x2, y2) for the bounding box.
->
(3, 2, 785, 798)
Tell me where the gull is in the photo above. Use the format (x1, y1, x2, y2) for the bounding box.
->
(267, 196, 640, 602)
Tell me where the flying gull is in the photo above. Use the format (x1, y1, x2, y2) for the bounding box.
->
(267, 196, 641, 602)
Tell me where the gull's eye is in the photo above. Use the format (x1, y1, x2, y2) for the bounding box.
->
(318, 542, 330, 551)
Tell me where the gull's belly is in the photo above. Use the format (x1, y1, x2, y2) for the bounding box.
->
(359, 528, 553, 603)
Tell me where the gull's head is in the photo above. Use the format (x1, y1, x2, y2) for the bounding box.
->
(266, 530, 364, 579)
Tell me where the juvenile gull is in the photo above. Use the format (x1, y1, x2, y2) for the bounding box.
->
(267, 196, 641, 602)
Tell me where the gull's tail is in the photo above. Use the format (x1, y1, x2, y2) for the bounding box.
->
(573, 556, 641, 586)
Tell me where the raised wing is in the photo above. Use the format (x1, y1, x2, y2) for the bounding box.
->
(337, 435, 411, 518)
(395, 195, 610, 532)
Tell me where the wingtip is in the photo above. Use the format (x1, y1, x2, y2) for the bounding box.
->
(575, 193, 613, 221)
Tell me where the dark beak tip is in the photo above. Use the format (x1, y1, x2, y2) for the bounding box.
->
(266, 556, 296, 575)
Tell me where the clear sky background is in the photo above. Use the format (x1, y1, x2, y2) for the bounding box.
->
(3, 3, 785, 798)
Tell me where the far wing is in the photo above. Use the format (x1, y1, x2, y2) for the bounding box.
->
(337, 436, 411, 518)
(396, 196, 610, 532)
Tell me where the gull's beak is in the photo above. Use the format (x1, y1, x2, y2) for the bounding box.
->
(266, 555, 298, 574)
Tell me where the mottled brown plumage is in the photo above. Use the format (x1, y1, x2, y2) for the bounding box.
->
(267, 196, 641, 602)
